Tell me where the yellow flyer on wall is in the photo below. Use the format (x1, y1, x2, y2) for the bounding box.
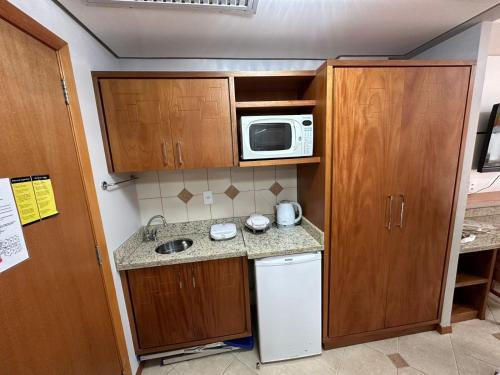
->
(10, 176, 40, 225)
(32, 175, 58, 219)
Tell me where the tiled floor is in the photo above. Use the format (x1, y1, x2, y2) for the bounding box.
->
(142, 297, 500, 375)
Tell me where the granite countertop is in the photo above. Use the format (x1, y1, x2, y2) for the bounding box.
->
(114, 216, 323, 271)
(461, 205, 500, 253)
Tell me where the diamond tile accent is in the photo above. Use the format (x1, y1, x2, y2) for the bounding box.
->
(224, 185, 240, 200)
(177, 188, 193, 203)
(269, 181, 283, 196)
(493, 332, 500, 340)
(387, 353, 409, 368)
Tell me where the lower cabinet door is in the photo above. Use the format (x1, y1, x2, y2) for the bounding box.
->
(191, 257, 249, 338)
(127, 264, 196, 349)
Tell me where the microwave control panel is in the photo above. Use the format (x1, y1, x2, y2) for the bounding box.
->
(302, 119, 313, 156)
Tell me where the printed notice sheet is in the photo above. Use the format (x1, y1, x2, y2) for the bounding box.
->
(0, 178, 29, 273)
(10, 176, 40, 225)
(32, 175, 58, 219)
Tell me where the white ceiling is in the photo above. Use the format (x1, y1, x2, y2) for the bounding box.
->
(58, 0, 500, 58)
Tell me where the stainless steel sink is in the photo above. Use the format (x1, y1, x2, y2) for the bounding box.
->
(155, 239, 193, 255)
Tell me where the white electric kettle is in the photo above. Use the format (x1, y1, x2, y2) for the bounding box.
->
(276, 201, 302, 228)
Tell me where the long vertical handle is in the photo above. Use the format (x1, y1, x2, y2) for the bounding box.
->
(161, 141, 168, 166)
(178, 272, 183, 289)
(177, 141, 184, 166)
(191, 270, 196, 288)
(397, 194, 405, 228)
(385, 195, 393, 230)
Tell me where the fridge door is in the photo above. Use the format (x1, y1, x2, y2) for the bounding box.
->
(255, 252, 322, 363)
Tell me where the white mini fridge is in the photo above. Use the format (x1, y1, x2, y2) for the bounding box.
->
(255, 252, 322, 363)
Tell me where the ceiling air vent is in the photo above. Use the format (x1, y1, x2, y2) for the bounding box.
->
(85, 0, 259, 14)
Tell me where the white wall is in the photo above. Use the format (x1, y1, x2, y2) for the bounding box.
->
(6, 1, 141, 373)
(412, 22, 493, 328)
(119, 58, 323, 71)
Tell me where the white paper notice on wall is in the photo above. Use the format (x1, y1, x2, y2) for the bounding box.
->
(0, 178, 29, 273)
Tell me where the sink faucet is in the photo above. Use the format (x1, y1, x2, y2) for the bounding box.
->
(143, 215, 167, 242)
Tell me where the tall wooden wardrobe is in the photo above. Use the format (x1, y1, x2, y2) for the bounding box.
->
(298, 60, 474, 348)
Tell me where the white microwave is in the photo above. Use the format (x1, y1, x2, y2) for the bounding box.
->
(240, 114, 313, 160)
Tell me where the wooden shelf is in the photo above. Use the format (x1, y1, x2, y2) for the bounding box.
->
(239, 156, 321, 168)
(455, 272, 489, 288)
(451, 303, 478, 323)
(235, 100, 317, 109)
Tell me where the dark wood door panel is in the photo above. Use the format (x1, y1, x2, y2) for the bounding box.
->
(192, 257, 248, 338)
(384, 66, 470, 327)
(329, 68, 403, 337)
(127, 265, 195, 349)
(100, 79, 175, 172)
(167, 79, 233, 169)
(0, 18, 121, 375)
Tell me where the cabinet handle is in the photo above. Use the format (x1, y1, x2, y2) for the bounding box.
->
(177, 141, 184, 165)
(192, 275, 196, 288)
(178, 272, 183, 289)
(385, 195, 393, 230)
(161, 141, 168, 166)
(397, 194, 405, 228)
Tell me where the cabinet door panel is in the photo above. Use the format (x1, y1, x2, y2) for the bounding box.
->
(329, 68, 403, 337)
(191, 257, 248, 338)
(127, 265, 195, 349)
(166, 79, 233, 169)
(100, 79, 175, 172)
(384, 67, 470, 327)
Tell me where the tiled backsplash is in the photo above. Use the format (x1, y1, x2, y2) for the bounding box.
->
(135, 166, 297, 225)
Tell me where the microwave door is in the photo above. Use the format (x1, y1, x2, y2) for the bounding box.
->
(246, 122, 296, 158)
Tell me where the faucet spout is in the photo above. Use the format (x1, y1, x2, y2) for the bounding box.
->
(143, 215, 167, 242)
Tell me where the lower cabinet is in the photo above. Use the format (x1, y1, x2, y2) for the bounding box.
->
(123, 257, 251, 354)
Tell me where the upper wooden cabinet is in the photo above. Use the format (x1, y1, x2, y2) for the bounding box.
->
(98, 78, 234, 172)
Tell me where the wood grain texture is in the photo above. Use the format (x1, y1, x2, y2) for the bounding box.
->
(327, 60, 475, 67)
(235, 99, 317, 108)
(329, 67, 404, 337)
(384, 67, 471, 328)
(0, 17, 121, 375)
(296, 65, 333, 341)
(99, 79, 175, 172)
(58, 45, 132, 375)
(467, 191, 500, 208)
(125, 257, 250, 355)
(167, 79, 234, 169)
(239, 157, 320, 168)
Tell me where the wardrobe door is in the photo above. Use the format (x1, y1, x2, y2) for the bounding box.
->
(329, 68, 403, 337)
(385, 66, 471, 327)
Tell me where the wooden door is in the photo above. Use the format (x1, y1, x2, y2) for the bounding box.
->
(99, 79, 175, 172)
(190, 257, 249, 338)
(0, 18, 122, 375)
(127, 264, 196, 349)
(329, 68, 404, 337)
(166, 79, 233, 169)
(384, 67, 471, 327)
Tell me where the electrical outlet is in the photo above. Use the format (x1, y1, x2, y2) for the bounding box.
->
(203, 191, 213, 205)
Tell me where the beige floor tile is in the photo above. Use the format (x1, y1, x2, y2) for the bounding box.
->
(455, 352, 498, 375)
(233, 348, 285, 375)
(398, 331, 458, 375)
(222, 358, 259, 375)
(142, 359, 175, 375)
(317, 348, 344, 373)
(488, 296, 500, 323)
(365, 337, 398, 355)
(336, 344, 397, 375)
(397, 367, 426, 374)
(486, 305, 496, 323)
(451, 319, 500, 367)
(172, 352, 235, 375)
(280, 355, 337, 375)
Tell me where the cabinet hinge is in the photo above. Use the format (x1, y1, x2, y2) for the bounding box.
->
(61, 79, 69, 105)
(95, 245, 103, 266)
